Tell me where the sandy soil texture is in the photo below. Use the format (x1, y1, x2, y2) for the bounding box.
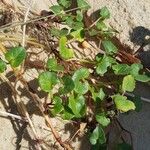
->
(0, 0, 150, 150)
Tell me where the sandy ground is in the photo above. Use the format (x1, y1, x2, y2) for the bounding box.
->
(0, 0, 150, 150)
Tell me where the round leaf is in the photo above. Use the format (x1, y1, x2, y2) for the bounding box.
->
(38, 71, 59, 92)
(122, 75, 135, 92)
(113, 95, 136, 112)
(5, 46, 26, 68)
(74, 81, 89, 95)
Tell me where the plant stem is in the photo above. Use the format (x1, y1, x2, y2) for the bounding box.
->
(0, 110, 27, 121)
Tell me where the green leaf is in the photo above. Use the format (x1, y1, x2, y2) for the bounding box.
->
(47, 58, 57, 70)
(122, 75, 135, 92)
(96, 21, 108, 31)
(51, 96, 63, 115)
(89, 126, 99, 145)
(60, 75, 75, 94)
(65, 16, 74, 26)
(72, 68, 90, 82)
(38, 71, 59, 92)
(50, 5, 63, 14)
(47, 58, 64, 72)
(62, 106, 74, 120)
(130, 63, 143, 76)
(5, 46, 26, 68)
(96, 55, 111, 76)
(59, 36, 74, 59)
(113, 95, 136, 112)
(98, 126, 106, 144)
(74, 81, 89, 95)
(0, 59, 7, 73)
(68, 95, 85, 117)
(96, 113, 110, 127)
(58, 0, 71, 8)
(91, 87, 105, 101)
(76, 10, 83, 21)
(70, 28, 84, 42)
(112, 64, 131, 75)
(100, 6, 110, 19)
(97, 88, 106, 101)
(72, 21, 84, 30)
(102, 40, 118, 54)
(90, 125, 106, 145)
(77, 0, 91, 10)
(135, 74, 150, 82)
(72, 68, 90, 94)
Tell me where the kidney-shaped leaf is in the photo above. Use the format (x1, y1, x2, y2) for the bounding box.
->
(113, 95, 135, 112)
(5, 46, 26, 68)
(38, 71, 59, 92)
(122, 75, 135, 92)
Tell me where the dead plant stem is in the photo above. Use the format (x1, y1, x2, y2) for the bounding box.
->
(0, 110, 27, 121)
(0, 6, 89, 31)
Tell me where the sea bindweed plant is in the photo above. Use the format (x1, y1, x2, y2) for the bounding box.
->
(0, 0, 149, 149)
